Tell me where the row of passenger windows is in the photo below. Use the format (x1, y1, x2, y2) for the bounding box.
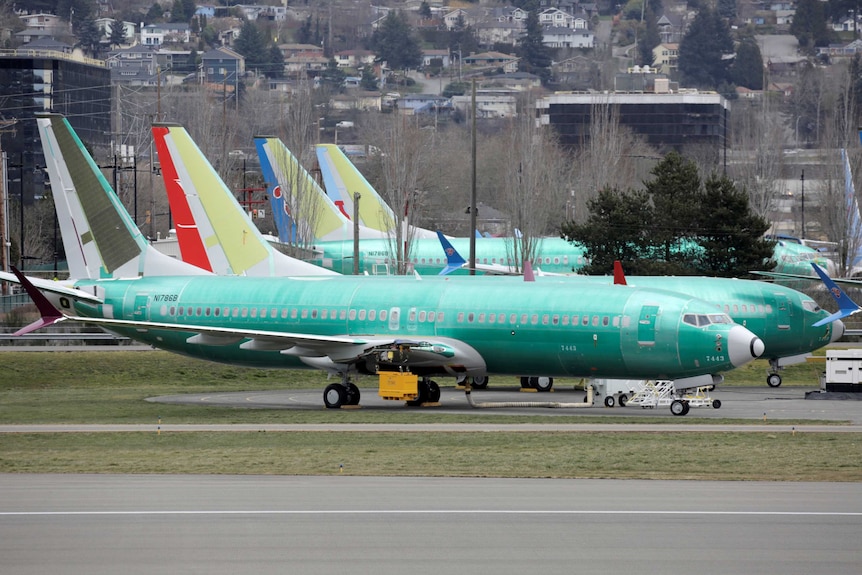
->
(388, 255, 586, 266)
(160, 305, 442, 323)
(158, 304, 632, 328)
(457, 311, 631, 328)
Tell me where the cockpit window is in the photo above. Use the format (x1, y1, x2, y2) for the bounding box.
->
(684, 313, 734, 327)
(802, 300, 821, 312)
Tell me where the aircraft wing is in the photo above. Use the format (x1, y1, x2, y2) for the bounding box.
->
(57, 314, 481, 367)
(752, 270, 862, 288)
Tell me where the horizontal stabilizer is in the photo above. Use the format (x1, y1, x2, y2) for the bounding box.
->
(811, 262, 861, 327)
(10, 266, 66, 335)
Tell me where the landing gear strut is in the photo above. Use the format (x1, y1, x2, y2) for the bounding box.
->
(766, 359, 783, 387)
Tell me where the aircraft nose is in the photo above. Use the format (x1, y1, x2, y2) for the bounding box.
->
(830, 319, 846, 343)
(728, 325, 764, 367)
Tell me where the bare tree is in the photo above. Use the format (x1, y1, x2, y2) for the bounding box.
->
(366, 114, 431, 274)
(571, 97, 656, 223)
(814, 65, 862, 276)
(495, 95, 572, 271)
(727, 99, 786, 222)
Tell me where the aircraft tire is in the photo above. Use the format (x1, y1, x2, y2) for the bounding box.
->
(406, 380, 430, 407)
(670, 399, 687, 416)
(346, 383, 361, 406)
(324, 384, 347, 409)
(519, 377, 532, 389)
(532, 376, 554, 392)
(618, 394, 628, 407)
(603, 395, 615, 408)
(470, 376, 489, 389)
(427, 380, 441, 403)
(712, 399, 722, 409)
(767, 373, 782, 387)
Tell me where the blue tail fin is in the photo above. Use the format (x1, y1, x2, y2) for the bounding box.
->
(437, 230, 467, 275)
(811, 262, 861, 327)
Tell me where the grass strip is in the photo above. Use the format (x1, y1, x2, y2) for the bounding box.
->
(1, 431, 859, 481)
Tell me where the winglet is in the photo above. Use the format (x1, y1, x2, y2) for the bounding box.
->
(613, 261, 627, 285)
(523, 261, 535, 282)
(10, 266, 67, 336)
(437, 230, 467, 275)
(811, 262, 861, 327)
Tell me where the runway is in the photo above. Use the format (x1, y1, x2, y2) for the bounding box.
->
(1, 475, 859, 575)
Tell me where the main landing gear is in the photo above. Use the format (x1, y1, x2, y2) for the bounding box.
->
(520, 376, 554, 392)
(406, 378, 441, 407)
(766, 372, 782, 387)
(323, 378, 361, 409)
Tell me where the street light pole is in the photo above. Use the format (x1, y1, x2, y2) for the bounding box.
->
(800, 169, 805, 239)
(17, 151, 23, 270)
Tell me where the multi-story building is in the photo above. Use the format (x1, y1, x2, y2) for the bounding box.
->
(536, 90, 729, 155)
(0, 49, 111, 201)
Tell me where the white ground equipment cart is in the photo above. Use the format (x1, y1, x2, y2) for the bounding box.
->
(590, 379, 641, 407)
(625, 380, 722, 416)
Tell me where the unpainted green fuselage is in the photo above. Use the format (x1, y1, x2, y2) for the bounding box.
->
(66, 275, 744, 380)
(310, 237, 586, 275)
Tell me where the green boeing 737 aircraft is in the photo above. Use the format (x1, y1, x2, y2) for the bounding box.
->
(2, 114, 767, 410)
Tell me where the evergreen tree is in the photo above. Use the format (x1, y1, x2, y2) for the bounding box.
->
(717, 0, 737, 20)
(75, 16, 102, 58)
(267, 45, 285, 79)
(518, 10, 551, 84)
(730, 38, 764, 90)
(790, 0, 832, 51)
(419, 1, 432, 19)
(170, 0, 196, 22)
(297, 16, 313, 45)
(644, 152, 702, 270)
(695, 174, 775, 276)
(370, 12, 423, 71)
(146, 2, 165, 22)
(234, 20, 268, 71)
(562, 155, 776, 277)
(638, 7, 660, 67)
(678, 7, 734, 89)
(108, 19, 127, 48)
(560, 186, 655, 275)
(449, 25, 479, 58)
(360, 65, 379, 91)
(319, 58, 347, 92)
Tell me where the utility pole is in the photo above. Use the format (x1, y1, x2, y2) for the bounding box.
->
(353, 192, 360, 275)
(800, 169, 805, 240)
(0, 118, 17, 294)
(469, 79, 477, 275)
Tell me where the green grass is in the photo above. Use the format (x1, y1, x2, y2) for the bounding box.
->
(1, 431, 859, 481)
